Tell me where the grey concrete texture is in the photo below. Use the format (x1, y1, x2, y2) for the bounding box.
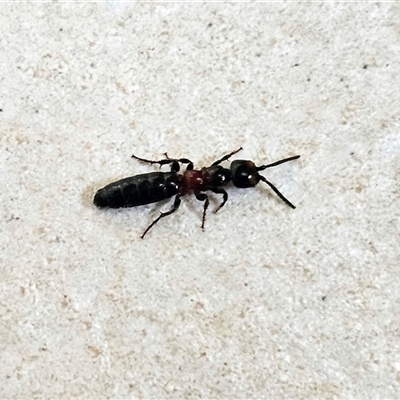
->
(1, 2, 400, 398)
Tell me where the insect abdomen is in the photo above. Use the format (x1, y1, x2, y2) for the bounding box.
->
(93, 172, 179, 208)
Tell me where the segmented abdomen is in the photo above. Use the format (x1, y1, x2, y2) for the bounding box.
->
(94, 172, 179, 208)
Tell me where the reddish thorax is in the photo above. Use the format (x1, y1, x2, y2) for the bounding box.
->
(179, 168, 211, 195)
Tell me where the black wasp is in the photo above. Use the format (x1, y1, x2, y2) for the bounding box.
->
(94, 148, 300, 238)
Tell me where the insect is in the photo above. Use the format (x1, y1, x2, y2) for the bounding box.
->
(93, 148, 300, 238)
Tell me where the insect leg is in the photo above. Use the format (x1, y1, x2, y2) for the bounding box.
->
(141, 195, 181, 238)
(211, 147, 243, 166)
(195, 193, 209, 230)
(131, 153, 178, 167)
(165, 153, 194, 170)
(211, 188, 228, 213)
(132, 153, 194, 172)
(259, 176, 297, 209)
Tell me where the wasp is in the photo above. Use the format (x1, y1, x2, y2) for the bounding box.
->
(94, 148, 300, 238)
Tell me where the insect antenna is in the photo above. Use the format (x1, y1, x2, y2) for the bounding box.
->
(258, 176, 297, 209)
(256, 155, 300, 209)
(256, 155, 300, 171)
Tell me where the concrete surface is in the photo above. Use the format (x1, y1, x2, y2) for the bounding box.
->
(1, 2, 400, 398)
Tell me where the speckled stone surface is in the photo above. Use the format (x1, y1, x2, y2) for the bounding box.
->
(1, 2, 400, 398)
